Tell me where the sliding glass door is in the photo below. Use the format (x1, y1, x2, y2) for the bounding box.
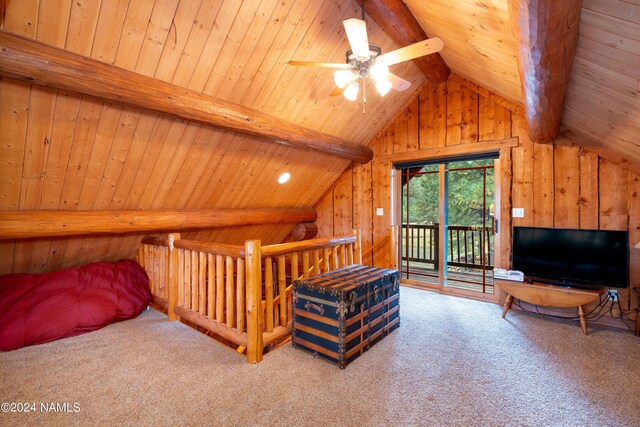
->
(400, 158, 495, 295)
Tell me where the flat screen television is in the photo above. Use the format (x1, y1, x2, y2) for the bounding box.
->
(511, 226, 628, 289)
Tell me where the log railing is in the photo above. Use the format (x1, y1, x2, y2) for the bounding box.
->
(137, 230, 362, 363)
(137, 236, 171, 310)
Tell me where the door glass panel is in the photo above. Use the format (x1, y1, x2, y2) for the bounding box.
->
(445, 160, 495, 293)
(401, 164, 439, 284)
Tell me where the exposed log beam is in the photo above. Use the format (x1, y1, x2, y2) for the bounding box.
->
(507, 0, 581, 143)
(288, 222, 319, 242)
(364, 0, 450, 83)
(0, 31, 372, 163)
(0, 208, 317, 239)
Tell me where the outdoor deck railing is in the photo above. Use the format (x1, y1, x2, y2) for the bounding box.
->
(402, 223, 493, 270)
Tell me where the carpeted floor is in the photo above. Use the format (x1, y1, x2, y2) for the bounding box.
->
(1, 287, 639, 426)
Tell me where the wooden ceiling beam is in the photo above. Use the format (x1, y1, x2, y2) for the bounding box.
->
(507, 0, 581, 143)
(363, 0, 450, 84)
(0, 31, 373, 163)
(0, 208, 318, 239)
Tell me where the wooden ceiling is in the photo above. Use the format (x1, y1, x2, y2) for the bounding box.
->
(0, 0, 426, 274)
(407, 0, 640, 164)
(0, 0, 639, 275)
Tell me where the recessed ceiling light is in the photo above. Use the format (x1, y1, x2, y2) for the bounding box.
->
(277, 172, 291, 184)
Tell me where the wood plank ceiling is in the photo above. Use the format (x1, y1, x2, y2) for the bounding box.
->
(0, 0, 425, 274)
(1, 0, 639, 275)
(407, 0, 640, 164)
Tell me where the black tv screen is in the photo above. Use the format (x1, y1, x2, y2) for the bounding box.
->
(512, 227, 629, 289)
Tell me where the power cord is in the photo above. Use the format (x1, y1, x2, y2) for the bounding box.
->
(513, 293, 634, 331)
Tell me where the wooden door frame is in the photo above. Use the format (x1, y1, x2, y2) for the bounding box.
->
(388, 142, 517, 303)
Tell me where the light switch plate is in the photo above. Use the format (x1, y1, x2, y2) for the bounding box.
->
(376, 208, 384, 216)
(512, 208, 524, 218)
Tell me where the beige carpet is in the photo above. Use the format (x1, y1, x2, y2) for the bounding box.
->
(1, 287, 639, 426)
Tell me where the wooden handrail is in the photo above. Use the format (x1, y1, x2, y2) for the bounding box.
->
(261, 235, 357, 258)
(173, 240, 245, 258)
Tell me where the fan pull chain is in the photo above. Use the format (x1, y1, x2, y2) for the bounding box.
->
(362, 79, 367, 113)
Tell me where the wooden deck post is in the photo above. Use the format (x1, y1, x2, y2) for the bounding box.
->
(167, 233, 181, 321)
(354, 229, 363, 265)
(245, 240, 264, 363)
(390, 225, 399, 270)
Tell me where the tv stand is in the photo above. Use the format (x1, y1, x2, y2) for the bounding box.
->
(495, 279, 604, 335)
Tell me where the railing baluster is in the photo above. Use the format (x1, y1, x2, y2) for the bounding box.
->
(323, 247, 330, 273)
(302, 251, 310, 278)
(236, 257, 245, 332)
(449, 229, 453, 264)
(331, 246, 338, 270)
(216, 255, 224, 323)
(410, 225, 414, 259)
(277, 255, 287, 326)
(207, 253, 215, 319)
(471, 229, 476, 266)
(464, 229, 468, 265)
(191, 250, 198, 313)
(292, 252, 299, 280)
(184, 250, 191, 310)
(265, 257, 274, 332)
(178, 249, 184, 307)
(226, 256, 234, 328)
(434, 224, 439, 270)
(149, 246, 156, 297)
(199, 252, 206, 315)
(314, 250, 321, 275)
(160, 247, 166, 299)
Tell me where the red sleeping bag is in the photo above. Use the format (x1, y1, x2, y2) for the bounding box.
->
(0, 259, 151, 351)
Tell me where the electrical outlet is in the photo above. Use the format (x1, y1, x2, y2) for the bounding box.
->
(607, 289, 619, 302)
(376, 208, 384, 216)
(512, 208, 524, 218)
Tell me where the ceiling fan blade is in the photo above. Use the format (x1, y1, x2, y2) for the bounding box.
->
(388, 73, 412, 92)
(330, 85, 347, 97)
(343, 18, 370, 59)
(288, 61, 353, 69)
(379, 37, 444, 66)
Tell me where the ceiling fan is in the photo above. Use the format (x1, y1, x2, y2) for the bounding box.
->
(288, 2, 443, 108)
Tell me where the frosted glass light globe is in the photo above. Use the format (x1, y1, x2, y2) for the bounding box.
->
(343, 82, 359, 101)
(334, 70, 354, 88)
(370, 61, 389, 82)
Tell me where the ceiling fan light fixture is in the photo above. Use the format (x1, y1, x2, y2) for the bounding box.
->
(370, 60, 389, 82)
(375, 79, 392, 97)
(343, 82, 359, 101)
(334, 69, 354, 88)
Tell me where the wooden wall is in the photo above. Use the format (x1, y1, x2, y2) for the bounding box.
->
(315, 74, 640, 316)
